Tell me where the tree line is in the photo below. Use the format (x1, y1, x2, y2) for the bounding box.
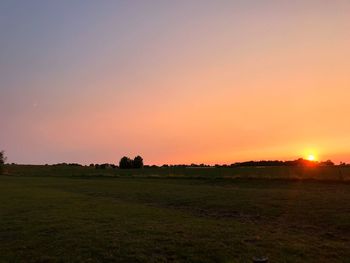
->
(143, 158, 337, 168)
(89, 155, 144, 169)
(229, 158, 335, 167)
(1, 149, 347, 170)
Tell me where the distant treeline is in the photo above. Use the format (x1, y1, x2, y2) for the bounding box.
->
(49, 156, 144, 170)
(230, 158, 335, 167)
(153, 159, 339, 168)
(51, 158, 346, 169)
(3, 150, 349, 170)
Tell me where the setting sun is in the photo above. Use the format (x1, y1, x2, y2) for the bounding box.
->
(307, 154, 316, 161)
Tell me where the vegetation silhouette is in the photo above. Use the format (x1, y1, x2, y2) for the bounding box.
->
(133, 155, 144, 169)
(147, 158, 337, 169)
(119, 156, 144, 169)
(229, 158, 334, 167)
(0, 151, 6, 174)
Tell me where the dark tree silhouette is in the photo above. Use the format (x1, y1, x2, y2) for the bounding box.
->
(0, 151, 5, 165)
(320, 160, 335, 166)
(0, 151, 6, 174)
(133, 155, 144, 169)
(119, 155, 144, 169)
(119, 156, 133, 169)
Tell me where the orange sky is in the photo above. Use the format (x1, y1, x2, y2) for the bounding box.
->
(1, 1, 350, 164)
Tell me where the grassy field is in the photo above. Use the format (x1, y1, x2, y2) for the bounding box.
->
(4, 164, 350, 181)
(0, 167, 349, 262)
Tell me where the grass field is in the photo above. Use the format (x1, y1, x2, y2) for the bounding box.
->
(4, 164, 350, 181)
(0, 167, 349, 262)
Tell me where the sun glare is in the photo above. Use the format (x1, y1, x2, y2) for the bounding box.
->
(303, 149, 319, 162)
(307, 154, 316, 161)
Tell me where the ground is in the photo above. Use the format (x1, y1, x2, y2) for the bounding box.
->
(0, 168, 349, 262)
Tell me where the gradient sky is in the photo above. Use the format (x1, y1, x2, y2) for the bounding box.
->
(1, 0, 350, 165)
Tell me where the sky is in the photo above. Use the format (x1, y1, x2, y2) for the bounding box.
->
(1, 0, 350, 165)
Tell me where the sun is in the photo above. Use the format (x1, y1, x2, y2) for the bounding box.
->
(307, 154, 316, 161)
(302, 149, 319, 162)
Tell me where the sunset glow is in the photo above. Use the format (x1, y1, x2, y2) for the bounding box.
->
(307, 155, 316, 161)
(1, 1, 350, 165)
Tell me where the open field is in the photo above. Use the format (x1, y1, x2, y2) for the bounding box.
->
(1, 167, 350, 263)
(4, 164, 350, 181)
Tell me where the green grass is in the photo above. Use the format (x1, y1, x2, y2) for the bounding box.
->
(0, 168, 349, 262)
(4, 164, 350, 181)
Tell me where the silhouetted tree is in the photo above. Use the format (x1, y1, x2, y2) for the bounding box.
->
(320, 160, 335, 166)
(0, 151, 6, 174)
(133, 155, 144, 169)
(119, 156, 133, 169)
(95, 163, 112, 169)
(99, 164, 108, 169)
